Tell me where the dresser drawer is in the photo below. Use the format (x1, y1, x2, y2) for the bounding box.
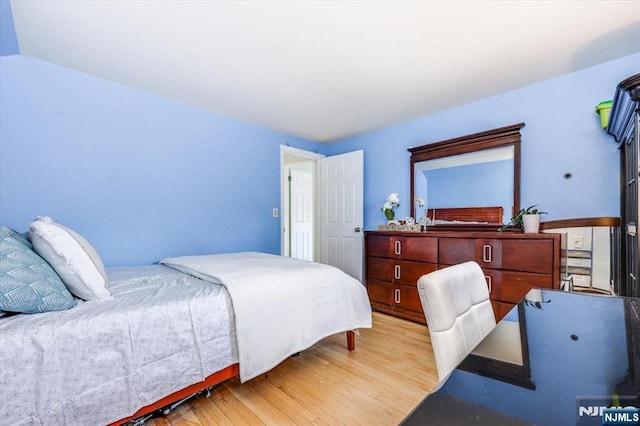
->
(439, 237, 555, 274)
(438, 238, 475, 265)
(368, 279, 395, 305)
(484, 269, 553, 304)
(367, 234, 437, 262)
(499, 239, 554, 274)
(367, 280, 424, 313)
(367, 257, 437, 286)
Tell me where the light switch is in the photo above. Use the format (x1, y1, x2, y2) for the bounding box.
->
(272, 208, 279, 218)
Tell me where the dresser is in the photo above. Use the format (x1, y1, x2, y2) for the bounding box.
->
(365, 231, 564, 323)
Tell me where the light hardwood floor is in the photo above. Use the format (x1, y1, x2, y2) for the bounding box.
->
(147, 312, 438, 425)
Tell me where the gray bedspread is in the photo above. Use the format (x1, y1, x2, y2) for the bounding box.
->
(0, 265, 238, 426)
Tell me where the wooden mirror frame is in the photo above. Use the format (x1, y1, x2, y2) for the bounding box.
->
(409, 123, 524, 231)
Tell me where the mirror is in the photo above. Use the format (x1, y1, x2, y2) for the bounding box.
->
(409, 123, 524, 230)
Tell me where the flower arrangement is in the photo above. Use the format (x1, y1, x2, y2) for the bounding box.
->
(381, 193, 400, 220)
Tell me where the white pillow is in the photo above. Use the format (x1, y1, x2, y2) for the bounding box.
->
(29, 217, 110, 300)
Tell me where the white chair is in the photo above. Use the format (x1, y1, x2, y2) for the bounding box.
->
(417, 261, 496, 383)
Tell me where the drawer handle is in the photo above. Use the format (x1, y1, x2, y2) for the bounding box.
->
(483, 244, 492, 263)
(394, 240, 401, 256)
(485, 275, 492, 293)
(394, 288, 401, 303)
(394, 265, 401, 280)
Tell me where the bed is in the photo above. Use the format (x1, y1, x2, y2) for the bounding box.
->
(0, 220, 372, 426)
(426, 206, 504, 224)
(419, 206, 506, 232)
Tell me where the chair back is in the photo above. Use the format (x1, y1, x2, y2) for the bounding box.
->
(417, 261, 496, 382)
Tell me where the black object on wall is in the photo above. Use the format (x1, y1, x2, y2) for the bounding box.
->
(607, 73, 640, 298)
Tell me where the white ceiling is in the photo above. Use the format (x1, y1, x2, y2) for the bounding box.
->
(9, 1, 640, 142)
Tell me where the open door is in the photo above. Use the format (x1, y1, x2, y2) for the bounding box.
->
(281, 146, 324, 259)
(318, 150, 364, 282)
(285, 162, 314, 261)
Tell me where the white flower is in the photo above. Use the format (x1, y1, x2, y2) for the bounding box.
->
(415, 197, 425, 208)
(386, 192, 400, 205)
(380, 193, 400, 219)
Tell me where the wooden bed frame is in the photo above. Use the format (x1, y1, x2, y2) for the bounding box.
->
(426, 206, 504, 224)
(110, 331, 355, 425)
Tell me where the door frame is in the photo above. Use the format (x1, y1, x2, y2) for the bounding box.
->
(280, 146, 324, 258)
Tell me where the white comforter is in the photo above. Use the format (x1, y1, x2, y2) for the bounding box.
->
(161, 252, 372, 382)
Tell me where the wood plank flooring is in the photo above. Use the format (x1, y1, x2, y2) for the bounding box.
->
(147, 312, 438, 425)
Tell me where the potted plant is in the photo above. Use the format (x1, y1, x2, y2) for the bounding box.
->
(501, 205, 547, 233)
(380, 193, 400, 223)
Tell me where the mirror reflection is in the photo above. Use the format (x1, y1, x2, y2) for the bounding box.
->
(414, 146, 514, 224)
(409, 123, 523, 228)
(543, 225, 615, 294)
(460, 303, 534, 389)
(471, 307, 523, 366)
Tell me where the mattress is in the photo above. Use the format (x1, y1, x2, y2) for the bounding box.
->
(0, 265, 238, 426)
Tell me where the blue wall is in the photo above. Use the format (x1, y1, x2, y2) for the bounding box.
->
(0, 55, 325, 266)
(328, 53, 640, 230)
(0, 0, 19, 56)
(421, 160, 513, 224)
(2, 0, 638, 266)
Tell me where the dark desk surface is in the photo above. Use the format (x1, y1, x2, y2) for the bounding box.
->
(401, 290, 640, 426)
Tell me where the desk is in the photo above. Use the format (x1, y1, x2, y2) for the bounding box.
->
(401, 290, 640, 425)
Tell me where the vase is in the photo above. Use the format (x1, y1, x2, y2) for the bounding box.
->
(522, 214, 541, 233)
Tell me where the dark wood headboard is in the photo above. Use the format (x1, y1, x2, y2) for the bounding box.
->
(426, 206, 504, 224)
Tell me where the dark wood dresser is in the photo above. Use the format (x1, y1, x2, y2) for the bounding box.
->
(364, 230, 565, 323)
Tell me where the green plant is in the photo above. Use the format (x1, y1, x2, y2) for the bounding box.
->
(499, 205, 547, 231)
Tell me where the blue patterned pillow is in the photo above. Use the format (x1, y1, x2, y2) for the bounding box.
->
(0, 233, 76, 314)
(0, 225, 32, 249)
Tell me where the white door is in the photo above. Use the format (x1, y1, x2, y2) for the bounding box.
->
(289, 166, 314, 261)
(281, 146, 324, 259)
(318, 150, 364, 282)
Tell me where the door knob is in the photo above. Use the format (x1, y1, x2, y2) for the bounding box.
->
(354, 227, 362, 232)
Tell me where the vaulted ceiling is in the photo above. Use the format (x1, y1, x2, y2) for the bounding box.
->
(9, 1, 640, 142)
